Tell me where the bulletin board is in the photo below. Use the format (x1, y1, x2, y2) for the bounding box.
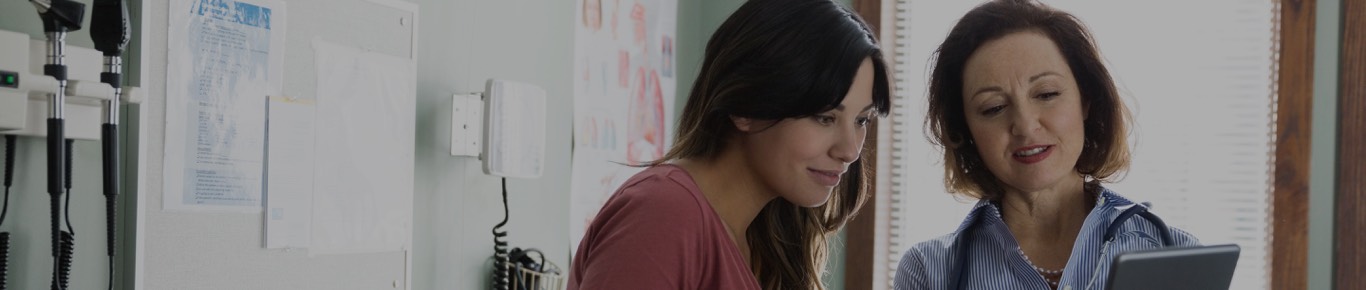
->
(137, 0, 418, 288)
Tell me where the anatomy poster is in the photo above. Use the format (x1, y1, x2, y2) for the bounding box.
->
(570, 0, 677, 253)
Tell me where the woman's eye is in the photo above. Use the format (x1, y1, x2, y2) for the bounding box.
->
(1038, 92, 1060, 100)
(814, 115, 836, 125)
(982, 105, 1005, 116)
(856, 117, 871, 127)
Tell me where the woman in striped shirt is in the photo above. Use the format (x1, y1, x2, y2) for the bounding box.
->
(895, 1, 1199, 289)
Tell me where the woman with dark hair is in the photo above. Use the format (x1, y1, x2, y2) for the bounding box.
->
(894, 1, 1198, 289)
(568, 0, 891, 289)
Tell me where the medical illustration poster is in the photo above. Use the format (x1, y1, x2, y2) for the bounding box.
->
(164, 0, 286, 212)
(570, 0, 677, 253)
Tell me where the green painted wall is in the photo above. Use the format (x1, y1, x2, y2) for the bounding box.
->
(1309, 0, 1341, 289)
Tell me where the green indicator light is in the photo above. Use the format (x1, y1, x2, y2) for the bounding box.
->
(0, 72, 15, 87)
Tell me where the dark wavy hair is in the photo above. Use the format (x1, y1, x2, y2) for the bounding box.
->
(926, 0, 1131, 201)
(649, 0, 891, 288)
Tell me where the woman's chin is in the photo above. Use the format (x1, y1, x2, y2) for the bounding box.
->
(786, 189, 834, 207)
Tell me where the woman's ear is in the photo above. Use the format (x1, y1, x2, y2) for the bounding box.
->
(731, 115, 756, 132)
(1082, 98, 1091, 120)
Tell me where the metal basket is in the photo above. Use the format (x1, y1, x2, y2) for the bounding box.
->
(507, 261, 565, 290)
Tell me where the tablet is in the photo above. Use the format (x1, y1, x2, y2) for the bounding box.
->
(1105, 244, 1241, 290)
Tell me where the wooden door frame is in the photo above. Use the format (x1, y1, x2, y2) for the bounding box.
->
(1335, 0, 1365, 288)
(843, 1, 882, 290)
(1272, 0, 1316, 289)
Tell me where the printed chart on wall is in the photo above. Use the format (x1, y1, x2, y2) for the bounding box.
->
(163, 0, 286, 212)
(570, 0, 678, 253)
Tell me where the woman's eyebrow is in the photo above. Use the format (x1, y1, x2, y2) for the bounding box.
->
(969, 71, 1063, 100)
(1030, 71, 1062, 82)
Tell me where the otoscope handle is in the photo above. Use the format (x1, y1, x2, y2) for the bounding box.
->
(101, 125, 118, 199)
(46, 119, 64, 259)
(102, 124, 121, 256)
(3, 136, 13, 187)
(46, 120, 63, 198)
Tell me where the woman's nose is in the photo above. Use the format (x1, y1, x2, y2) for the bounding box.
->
(1009, 106, 1042, 137)
(831, 126, 862, 163)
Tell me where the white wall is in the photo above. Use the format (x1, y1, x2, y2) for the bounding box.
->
(137, 0, 413, 289)
(409, 0, 574, 288)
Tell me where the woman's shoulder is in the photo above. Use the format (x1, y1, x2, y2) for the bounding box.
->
(1167, 225, 1201, 246)
(572, 166, 751, 290)
(894, 233, 958, 289)
(1096, 186, 1201, 246)
(908, 233, 958, 255)
(593, 165, 714, 229)
(898, 233, 959, 271)
(611, 165, 707, 209)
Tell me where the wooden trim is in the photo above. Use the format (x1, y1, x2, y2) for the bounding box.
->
(843, 119, 878, 290)
(843, 3, 881, 290)
(1272, 1, 1315, 289)
(853, 0, 882, 35)
(1336, 0, 1366, 288)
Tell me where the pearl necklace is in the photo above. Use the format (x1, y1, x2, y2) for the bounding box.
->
(1018, 247, 1063, 286)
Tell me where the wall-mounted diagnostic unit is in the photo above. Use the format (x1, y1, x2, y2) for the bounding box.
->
(450, 79, 547, 179)
(0, 29, 144, 140)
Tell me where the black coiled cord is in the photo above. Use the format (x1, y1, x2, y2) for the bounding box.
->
(51, 139, 74, 290)
(51, 231, 74, 290)
(0, 232, 8, 290)
(491, 178, 510, 290)
(2, 135, 16, 290)
(64, 140, 74, 235)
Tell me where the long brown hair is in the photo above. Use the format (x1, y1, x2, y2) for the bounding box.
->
(651, 0, 891, 288)
(926, 0, 1131, 201)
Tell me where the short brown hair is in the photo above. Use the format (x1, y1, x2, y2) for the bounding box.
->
(925, 0, 1131, 201)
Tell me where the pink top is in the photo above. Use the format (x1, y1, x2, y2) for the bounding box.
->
(569, 165, 761, 290)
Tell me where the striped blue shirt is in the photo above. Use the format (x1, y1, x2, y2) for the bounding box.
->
(893, 187, 1199, 290)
